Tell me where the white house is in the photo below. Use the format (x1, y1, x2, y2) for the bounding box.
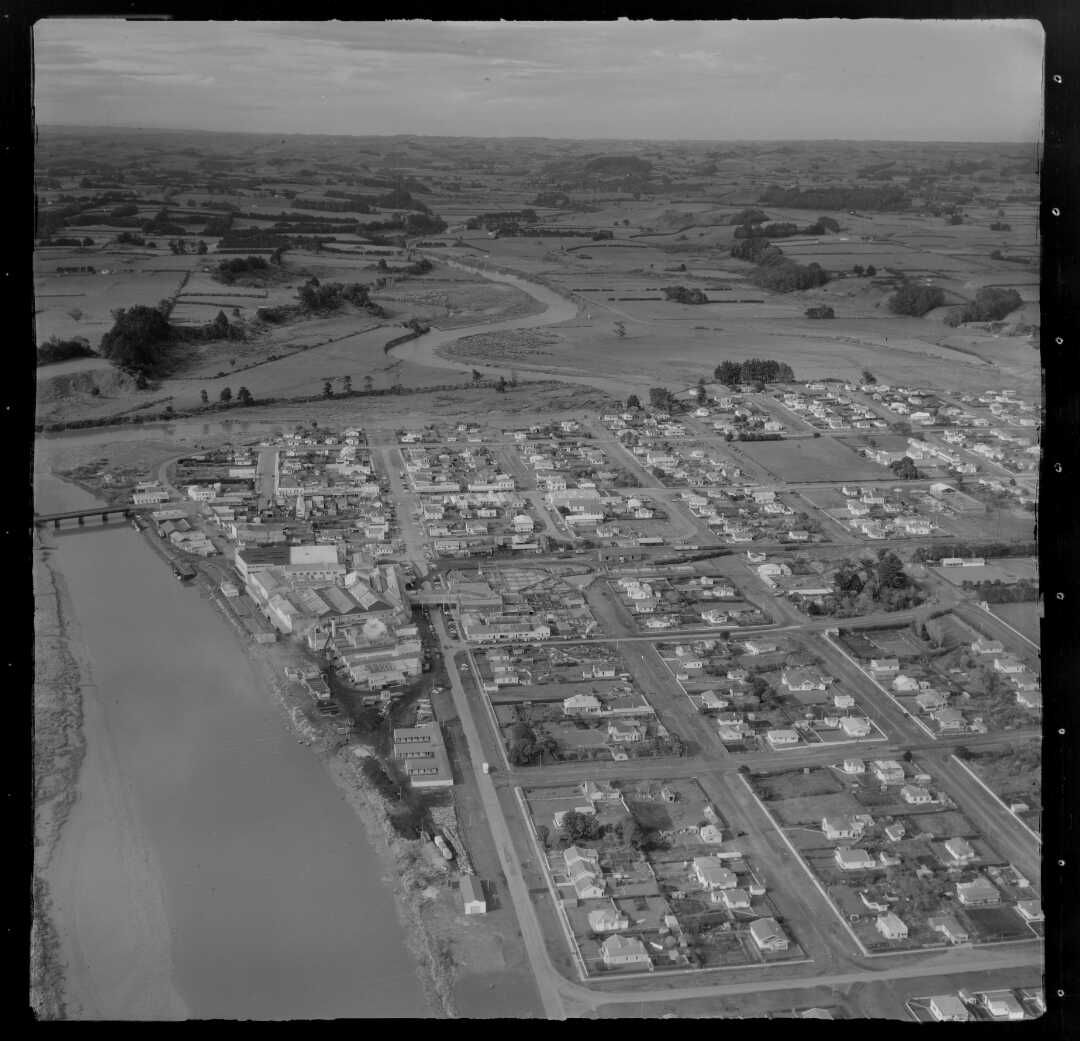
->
(600, 934, 652, 969)
(876, 912, 908, 940)
(871, 760, 906, 784)
(588, 903, 630, 933)
(563, 693, 603, 716)
(901, 784, 933, 805)
(983, 991, 1025, 1020)
(749, 917, 789, 952)
(693, 856, 738, 891)
(955, 878, 1001, 906)
(766, 729, 800, 748)
(944, 837, 976, 865)
(834, 847, 876, 870)
(839, 716, 872, 738)
(822, 815, 863, 841)
(928, 995, 970, 1022)
(841, 758, 866, 775)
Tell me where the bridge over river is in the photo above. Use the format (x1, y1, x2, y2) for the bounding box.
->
(34, 505, 153, 529)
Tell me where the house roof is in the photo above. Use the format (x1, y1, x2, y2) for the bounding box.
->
(600, 934, 648, 957)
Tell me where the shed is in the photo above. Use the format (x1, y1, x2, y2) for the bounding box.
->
(460, 875, 486, 915)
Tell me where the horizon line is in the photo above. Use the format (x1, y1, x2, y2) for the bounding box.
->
(34, 123, 1043, 147)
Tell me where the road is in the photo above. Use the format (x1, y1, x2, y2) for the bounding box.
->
(432, 610, 568, 1019)
(255, 447, 279, 511)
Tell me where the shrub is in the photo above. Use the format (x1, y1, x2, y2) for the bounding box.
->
(887, 281, 946, 317)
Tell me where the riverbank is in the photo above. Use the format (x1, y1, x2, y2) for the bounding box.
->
(31, 536, 86, 1020)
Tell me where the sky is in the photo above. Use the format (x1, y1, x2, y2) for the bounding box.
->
(33, 19, 1044, 142)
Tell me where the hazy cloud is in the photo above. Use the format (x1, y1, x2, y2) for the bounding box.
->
(33, 18, 1044, 141)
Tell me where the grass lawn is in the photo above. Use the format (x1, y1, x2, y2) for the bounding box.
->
(733, 436, 893, 483)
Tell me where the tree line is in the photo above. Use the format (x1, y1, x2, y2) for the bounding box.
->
(714, 358, 795, 385)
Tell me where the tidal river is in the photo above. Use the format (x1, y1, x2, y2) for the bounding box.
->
(35, 466, 433, 1019)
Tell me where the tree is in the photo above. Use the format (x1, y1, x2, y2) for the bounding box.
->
(196, 240, 208, 255)
(613, 321, 627, 339)
(98, 305, 172, 376)
(342, 374, 352, 394)
(887, 281, 945, 317)
(695, 380, 707, 405)
(866, 265, 877, 276)
(560, 811, 601, 842)
(889, 456, 921, 480)
(472, 369, 482, 385)
(714, 361, 741, 386)
(219, 386, 233, 403)
(81, 236, 93, 247)
(861, 369, 877, 384)
(852, 264, 865, 276)
(875, 550, 908, 590)
(236, 386, 253, 405)
(323, 380, 334, 398)
(200, 389, 209, 404)
(626, 394, 641, 410)
(363, 374, 374, 393)
(496, 376, 508, 392)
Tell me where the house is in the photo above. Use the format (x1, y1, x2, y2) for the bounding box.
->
(781, 667, 829, 691)
(839, 716, 872, 738)
(693, 856, 738, 891)
(993, 656, 1026, 675)
(1017, 689, 1043, 710)
(871, 760, 906, 784)
(915, 690, 948, 713)
(884, 822, 906, 842)
(971, 637, 1005, 655)
(892, 674, 920, 692)
(956, 877, 1001, 906)
(699, 823, 725, 844)
(720, 887, 751, 910)
(749, 917, 789, 952)
(944, 837, 976, 865)
(869, 658, 900, 674)
(700, 690, 728, 711)
(841, 759, 866, 775)
(928, 914, 970, 945)
(563, 693, 603, 716)
(822, 815, 863, 841)
(607, 720, 646, 744)
(1015, 899, 1044, 922)
(901, 784, 934, 805)
(587, 903, 630, 933)
(932, 707, 966, 732)
(766, 729, 800, 748)
(833, 693, 856, 709)
(983, 991, 1025, 1020)
(600, 934, 652, 969)
(928, 995, 971, 1022)
(744, 639, 778, 655)
(875, 912, 908, 940)
(834, 847, 876, 871)
(460, 875, 487, 915)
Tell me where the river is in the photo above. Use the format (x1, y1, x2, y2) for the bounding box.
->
(35, 466, 434, 1019)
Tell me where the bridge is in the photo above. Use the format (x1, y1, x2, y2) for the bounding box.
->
(34, 505, 152, 529)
